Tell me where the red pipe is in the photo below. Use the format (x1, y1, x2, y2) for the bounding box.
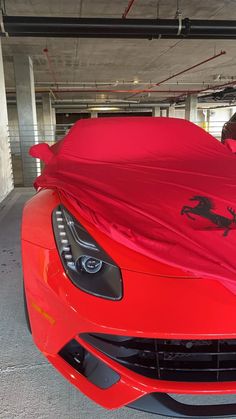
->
(43, 48, 59, 97)
(52, 89, 198, 93)
(127, 50, 226, 98)
(46, 88, 199, 94)
(122, 0, 136, 18)
(6, 88, 200, 95)
(153, 51, 226, 89)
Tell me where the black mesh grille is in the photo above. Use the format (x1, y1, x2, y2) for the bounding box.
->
(81, 333, 236, 382)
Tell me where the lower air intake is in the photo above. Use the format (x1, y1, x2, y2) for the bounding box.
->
(81, 334, 236, 382)
(59, 338, 119, 388)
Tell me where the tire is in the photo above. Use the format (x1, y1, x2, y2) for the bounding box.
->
(23, 282, 32, 334)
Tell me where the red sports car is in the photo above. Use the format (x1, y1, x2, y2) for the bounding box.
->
(22, 117, 236, 417)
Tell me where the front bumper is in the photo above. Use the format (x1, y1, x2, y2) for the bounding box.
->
(22, 189, 236, 416)
(22, 238, 236, 407)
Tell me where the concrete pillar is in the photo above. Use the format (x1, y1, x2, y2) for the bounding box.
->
(52, 107, 56, 140)
(185, 94, 198, 122)
(13, 54, 39, 186)
(152, 106, 160, 117)
(90, 112, 98, 118)
(230, 107, 235, 118)
(52, 107, 56, 128)
(0, 40, 13, 201)
(42, 93, 55, 143)
(167, 105, 175, 118)
(205, 109, 211, 132)
(161, 108, 167, 117)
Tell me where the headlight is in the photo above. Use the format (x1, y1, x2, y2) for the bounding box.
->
(52, 206, 123, 300)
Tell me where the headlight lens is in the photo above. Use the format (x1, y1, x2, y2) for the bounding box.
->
(79, 256, 103, 274)
(52, 206, 123, 300)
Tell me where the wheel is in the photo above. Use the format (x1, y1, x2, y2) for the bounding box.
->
(23, 282, 32, 334)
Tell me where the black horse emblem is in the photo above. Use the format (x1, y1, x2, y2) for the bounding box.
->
(181, 196, 236, 237)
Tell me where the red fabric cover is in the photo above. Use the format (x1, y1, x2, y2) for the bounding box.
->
(30, 143, 54, 163)
(30, 117, 236, 290)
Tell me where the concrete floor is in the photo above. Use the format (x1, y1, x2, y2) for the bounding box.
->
(2, 188, 236, 419)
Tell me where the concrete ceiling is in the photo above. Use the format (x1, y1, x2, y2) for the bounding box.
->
(2, 0, 236, 107)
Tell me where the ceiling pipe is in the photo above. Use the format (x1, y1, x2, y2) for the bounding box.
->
(127, 51, 226, 99)
(34, 81, 215, 86)
(49, 89, 197, 93)
(2, 17, 236, 39)
(173, 76, 236, 103)
(35, 81, 119, 87)
(5, 91, 140, 103)
(53, 103, 170, 108)
(6, 98, 170, 108)
(42, 47, 60, 100)
(122, 0, 136, 19)
(6, 87, 200, 94)
(198, 78, 236, 95)
(54, 99, 141, 103)
(145, 51, 226, 90)
(54, 98, 140, 103)
(42, 48, 58, 87)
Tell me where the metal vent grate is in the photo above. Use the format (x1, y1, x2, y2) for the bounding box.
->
(81, 334, 236, 382)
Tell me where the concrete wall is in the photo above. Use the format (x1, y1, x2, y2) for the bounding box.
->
(0, 41, 13, 202)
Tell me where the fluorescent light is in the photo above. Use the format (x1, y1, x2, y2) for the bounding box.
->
(88, 107, 121, 111)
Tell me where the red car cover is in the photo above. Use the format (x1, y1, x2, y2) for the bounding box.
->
(30, 117, 236, 291)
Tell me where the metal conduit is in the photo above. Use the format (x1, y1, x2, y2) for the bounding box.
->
(1, 16, 236, 39)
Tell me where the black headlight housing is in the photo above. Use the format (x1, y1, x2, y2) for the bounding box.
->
(52, 205, 123, 300)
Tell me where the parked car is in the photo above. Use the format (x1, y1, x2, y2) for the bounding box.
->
(22, 117, 236, 418)
(221, 112, 236, 143)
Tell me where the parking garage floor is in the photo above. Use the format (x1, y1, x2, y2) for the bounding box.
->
(2, 188, 236, 419)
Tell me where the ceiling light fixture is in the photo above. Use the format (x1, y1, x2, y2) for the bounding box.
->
(88, 107, 121, 111)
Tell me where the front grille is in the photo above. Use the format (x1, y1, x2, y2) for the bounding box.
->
(81, 333, 236, 382)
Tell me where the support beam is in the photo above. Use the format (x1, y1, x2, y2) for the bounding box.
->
(185, 94, 198, 122)
(90, 112, 98, 118)
(152, 106, 160, 117)
(42, 93, 54, 143)
(0, 39, 13, 201)
(13, 54, 39, 186)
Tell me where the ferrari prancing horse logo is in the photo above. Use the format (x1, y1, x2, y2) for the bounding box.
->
(181, 195, 236, 237)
